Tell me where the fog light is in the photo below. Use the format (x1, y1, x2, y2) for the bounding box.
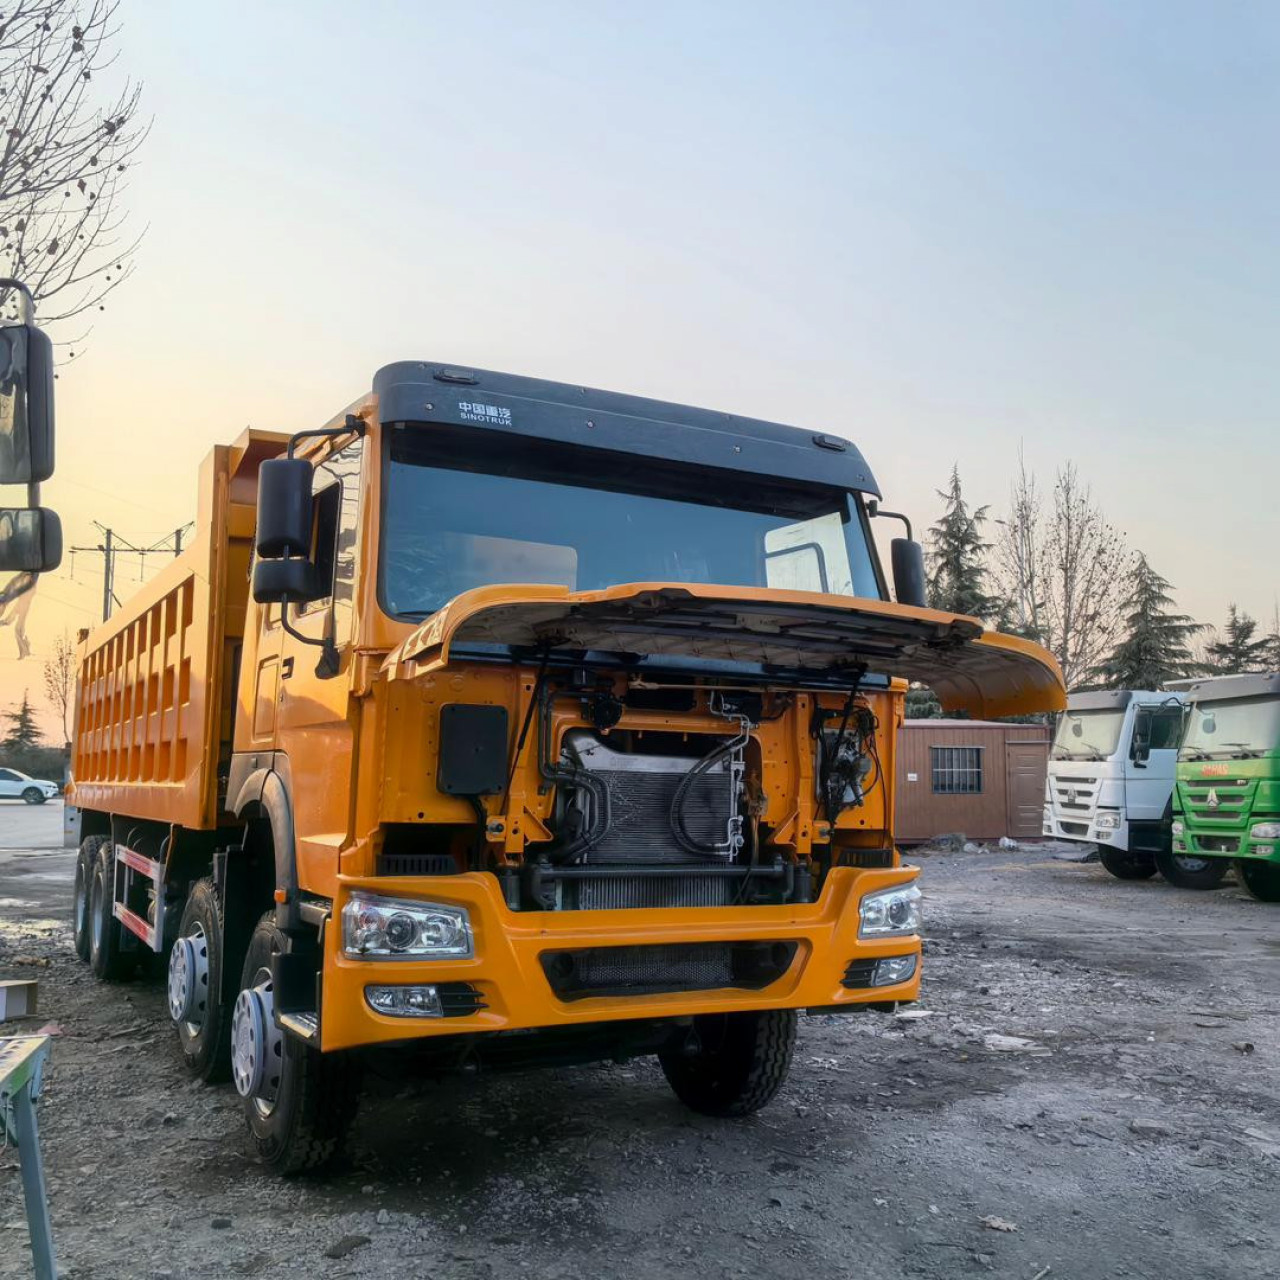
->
(1096, 831, 1112, 840)
(1171, 820, 1184, 836)
(1253, 844, 1275, 856)
(872, 954, 918, 987)
(366, 984, 443, 1018)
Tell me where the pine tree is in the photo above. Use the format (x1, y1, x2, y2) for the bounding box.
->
(2, 691, 43, 752)
(1204, 605, 1269, 674)
(926, 466, 1004, 621)
(1091, 555, 1201, 689)
(1263, 604, 1280, 672)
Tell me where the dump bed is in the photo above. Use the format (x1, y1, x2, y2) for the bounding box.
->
(69, 430, 285, 829)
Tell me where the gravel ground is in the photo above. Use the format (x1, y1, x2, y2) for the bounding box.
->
(2, 818, 1278, 1280)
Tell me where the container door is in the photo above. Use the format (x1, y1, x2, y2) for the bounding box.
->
(1005, 741, 1048, 838)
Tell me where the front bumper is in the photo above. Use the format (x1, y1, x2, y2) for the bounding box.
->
(1043, 805, 1128, 849)
(318, 864, 921, 1051)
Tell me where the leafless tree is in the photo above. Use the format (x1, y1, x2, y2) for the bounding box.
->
(993, 445, 1045, 640)
(0, 0, 146, 340)
(1038, 463, 1132, 687)
(42, 626, 75, 745)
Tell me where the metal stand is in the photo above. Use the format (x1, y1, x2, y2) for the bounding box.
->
(1, 1036, 57, 1280)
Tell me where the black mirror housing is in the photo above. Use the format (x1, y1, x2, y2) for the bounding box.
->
(890, 538, 927, 609)
(255, 457, 314, 558)
(0, 323, 55, 485)
(0, 507, 62, 573)
(253, 556, 319, 605)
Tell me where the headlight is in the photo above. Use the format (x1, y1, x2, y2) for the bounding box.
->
(1171, 820, 1184, 836)
(342, 892, 473, 959)
(859, 883, 922, 937)
(1251, 822, 1280, 840)
(1094, 812, 1121, 830)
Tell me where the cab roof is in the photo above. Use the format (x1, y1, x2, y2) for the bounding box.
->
(372, 361, 880, 497)
(1184, 672, 1280, 703)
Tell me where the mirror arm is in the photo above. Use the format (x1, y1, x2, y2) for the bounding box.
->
(279, 608, 341, 680)
(288, 414, 366, 459)
(866, 500, 914, 542)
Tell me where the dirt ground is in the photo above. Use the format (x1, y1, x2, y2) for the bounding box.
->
(2, 808, 1278, 1280)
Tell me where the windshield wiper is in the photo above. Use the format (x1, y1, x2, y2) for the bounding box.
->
(1180, 751, 1210, 761)
(1222, 743, 1260, 759)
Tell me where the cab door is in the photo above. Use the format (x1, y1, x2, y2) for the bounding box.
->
(1125, 704, 1184, 821)
(274, 437, 366, 901)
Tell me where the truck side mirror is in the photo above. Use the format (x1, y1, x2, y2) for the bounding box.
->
(0, 507, 62, 573)
(255, 457, 314, 558)
(0, 321, 55, 485)
(252, 557, 319, 605)
(890, 538, 927, 608)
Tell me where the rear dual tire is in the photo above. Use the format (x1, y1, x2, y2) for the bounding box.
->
(73, 835, 107, 961)
(89, 841, 136, 980)
(1155, 849, 1228, 890)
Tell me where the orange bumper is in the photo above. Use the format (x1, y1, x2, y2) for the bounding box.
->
(318, 864, 921, 1051)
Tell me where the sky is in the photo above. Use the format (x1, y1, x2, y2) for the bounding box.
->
(3, 0, 1279, 736)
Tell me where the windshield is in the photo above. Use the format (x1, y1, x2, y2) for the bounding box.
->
(1051, 708, 1127, 760)
(1180, 696, 1280, 760)
(380, 428, 883, 619)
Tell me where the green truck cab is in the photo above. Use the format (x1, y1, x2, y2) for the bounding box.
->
(1171, 673, 1280, 902)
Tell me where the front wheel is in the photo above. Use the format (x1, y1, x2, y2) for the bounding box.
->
(234, 914, 362, 1175)
(22, 787, 46, 805)
(1155, 849, 1228, 890)
(1236, 859, 1280, 902)
(658, 1009, 796, 1117)
(1099, 846, 1157, 881)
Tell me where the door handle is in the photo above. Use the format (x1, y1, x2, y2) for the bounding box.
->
(281, 656, 295, 680)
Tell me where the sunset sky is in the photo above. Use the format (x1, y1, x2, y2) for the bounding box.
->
(3, 0, 1279, 736)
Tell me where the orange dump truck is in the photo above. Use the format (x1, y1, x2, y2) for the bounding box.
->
(68, 364, 1064, 1172)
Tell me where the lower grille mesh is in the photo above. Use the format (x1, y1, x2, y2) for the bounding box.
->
(568, 875, 734, 911)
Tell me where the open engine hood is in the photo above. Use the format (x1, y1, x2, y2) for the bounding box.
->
(386, 583, 1065, 719)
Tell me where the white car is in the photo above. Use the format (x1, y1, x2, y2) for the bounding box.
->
(0, 767, 60, 804)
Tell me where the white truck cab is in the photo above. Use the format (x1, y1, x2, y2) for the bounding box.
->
(1043, 689, 1186, 879)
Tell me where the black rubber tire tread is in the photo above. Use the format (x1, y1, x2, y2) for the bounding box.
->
(240, 913, 362, 1176)
(659, 1009, 797, 1118)
(73, 835, 106, 961)
(173, 878, 236, 1084)
(89, 840, 136, 980)
(22, 787, 45, 805)
(1098, 846, 1158, 881)
(1155, 848, 1229, 890)
(1236, 859, 1280, 902)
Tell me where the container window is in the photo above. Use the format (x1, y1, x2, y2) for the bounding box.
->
(931, 746, 983, 794)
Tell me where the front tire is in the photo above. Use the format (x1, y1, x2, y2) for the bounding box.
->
(1236, 859, 1280, 902)
(73, 835, 106, 961)
(1099, 846, 1157, 881)
(89, 841, 136, 980)
(22, 787, 45, 805)
(169, 878, 236, 1083)
(235, 914, 361, 1175)
(1155, 849, 1228, 890)
(659, 1009, 796, 1117)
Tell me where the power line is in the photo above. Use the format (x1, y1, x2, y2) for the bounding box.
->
(68, 522, 193, 622)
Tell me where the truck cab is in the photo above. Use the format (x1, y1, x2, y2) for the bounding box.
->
(1043, 689, 1186, 880)
(1172, 672, 1280, 901)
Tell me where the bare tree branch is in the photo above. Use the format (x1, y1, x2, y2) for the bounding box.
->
(0, 0, 146, 342)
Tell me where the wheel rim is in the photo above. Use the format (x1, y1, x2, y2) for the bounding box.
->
(90, 868, 105, 954)
(231, 967, 283, 1117)
(167, 923, 210, 1030)
(1174, 854, 1211, 874)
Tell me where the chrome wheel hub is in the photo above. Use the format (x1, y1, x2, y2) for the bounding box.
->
(231, 970, 283, 1113)
(167, 924, 210, 1028)
(1174, 855, 1211, 873)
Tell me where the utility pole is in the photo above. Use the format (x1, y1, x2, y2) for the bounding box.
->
(70, 522, 195, 622)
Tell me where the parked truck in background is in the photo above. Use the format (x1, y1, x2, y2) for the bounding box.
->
(1043, 690, 1187, 882)
(1172, 672, 1280, 901)
(65, 362, 1065, 1173)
